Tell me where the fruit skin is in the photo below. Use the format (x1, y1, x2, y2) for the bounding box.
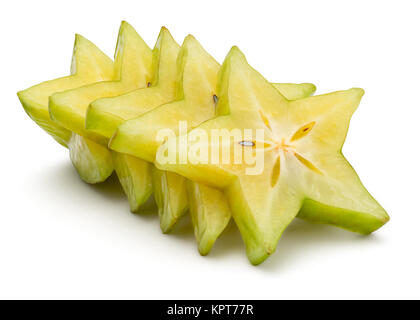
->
(156, 47, 389, 265)
(298, 198, 387, 235)
(109, 35, 220, 163)
(86, 27, 180, 139)
(187, 180, 231, 255)
(17, 34, 114, 147)
(48, 21, 153, 187)
(68, 133, 113, 183)
(112, 152, 153, 212)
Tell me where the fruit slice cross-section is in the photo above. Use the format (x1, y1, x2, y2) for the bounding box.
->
(83, 27, 180, 210)
(49, 21, 153, 185)
(185, 83, 315, 255)
(17, 34, 114, 147)
(109, 36, 316, 253)
(156, 47, 390, 265)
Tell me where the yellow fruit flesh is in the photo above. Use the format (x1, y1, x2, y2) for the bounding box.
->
(49, 21, 153, 144)
(86, 27, 180, 139)
(17, 34, 114, 147)
(157, 47, 389, 264)
(48, 22, 153, 188)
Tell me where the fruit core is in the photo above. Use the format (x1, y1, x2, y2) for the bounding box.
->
(238, 120, 322, 175)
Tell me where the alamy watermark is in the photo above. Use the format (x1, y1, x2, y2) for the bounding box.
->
(155, 121, 268, 175)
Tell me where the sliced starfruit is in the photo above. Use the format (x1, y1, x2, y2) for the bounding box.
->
(17, 34, 114, 147)
(156, 47, 389, 264)
(150, 82, 315, 246)
(84, 27, 180, 211)
(110, 36, 221, 233)
(49, 21, 153, 187)
(186, 83, 315, 255)
(86, 27, 180, 138)
(50, 21, 153, 143)
(152, 167, 189, 232)
(112, 152, 153, 211)
(110, 36, 218, 162)
(109, 36, 316, 252)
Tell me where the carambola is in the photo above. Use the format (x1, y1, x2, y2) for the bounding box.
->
(18, 22, 389, 265)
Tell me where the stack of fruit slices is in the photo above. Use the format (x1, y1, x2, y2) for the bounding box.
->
(18, 21, 389, 265)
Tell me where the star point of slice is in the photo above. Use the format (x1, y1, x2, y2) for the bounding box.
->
(156, 46, 389, 264)
(79, 26, 180, 211)
(85, 26, 180, 139)
(47, 21, 154, 187)
(17, 34, 113, 147)
(49, 21, 153, 144)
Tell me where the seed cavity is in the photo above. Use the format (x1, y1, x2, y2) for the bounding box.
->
(271, 156, 281, 187)
(290, 121, 316, 142)
(259, 110, 272, 131)
(213, 94, 218, 104)
(239, 140, 255, 147)
(294, 153, 323, 175)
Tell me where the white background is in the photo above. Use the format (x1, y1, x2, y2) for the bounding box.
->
(1, 0, 419, 299)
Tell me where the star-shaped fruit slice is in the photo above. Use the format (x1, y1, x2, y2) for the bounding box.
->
(185, 83, 315, 255)
(17, 34, 114, 147)
(109, 36, 317, 254)
(49, 22, 153, 190)
(156, 47, 389, 264)
(82, 27, 180, 211)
